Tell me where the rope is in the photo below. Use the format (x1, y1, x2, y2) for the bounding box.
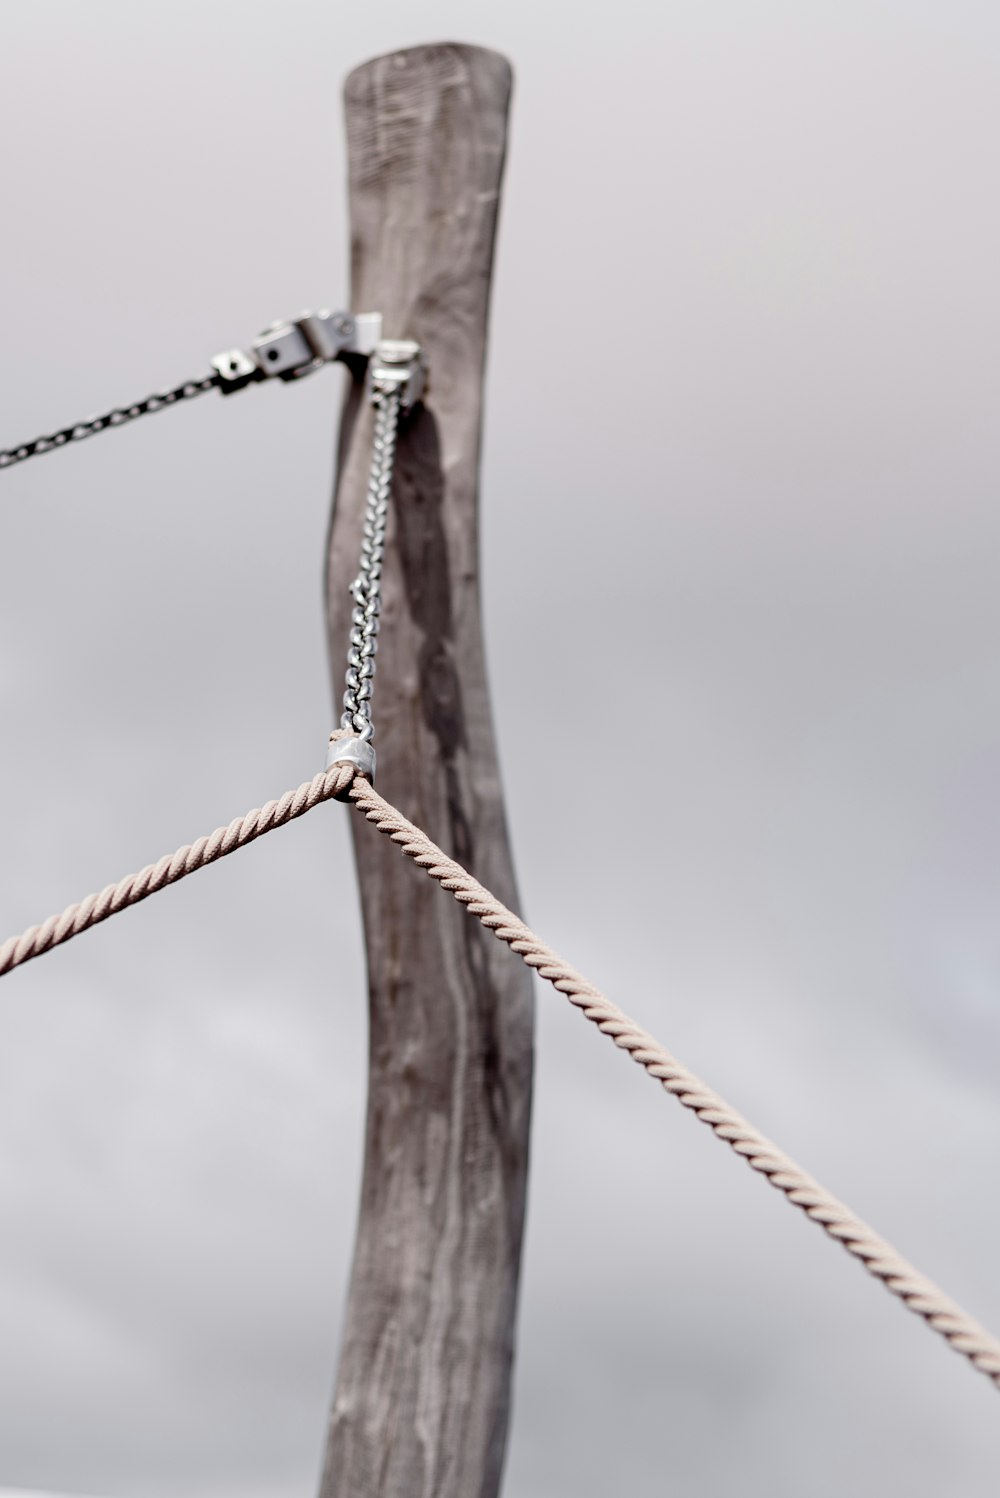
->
(0, 762, 354, 977)
(347, 775, 1000, 1392)
(3, 757, 1000, 1394)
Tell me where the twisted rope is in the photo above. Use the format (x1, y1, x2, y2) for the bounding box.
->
(3, 757, 999, 1391)
(0, 762, 354, 976)
(348, 775, 1000, 1391)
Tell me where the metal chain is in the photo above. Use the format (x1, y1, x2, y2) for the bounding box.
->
(0, 308, 382, 476)
(340, 386, 402, 743)
(0, 373, 219, 470)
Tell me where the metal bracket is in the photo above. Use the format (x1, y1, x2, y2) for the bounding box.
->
(211, 309, 384, 394)
(368, 338, 426, 410)
(326, 732, 376, 790)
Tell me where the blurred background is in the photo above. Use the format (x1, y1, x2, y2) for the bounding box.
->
(2, 3, 1000, 1495)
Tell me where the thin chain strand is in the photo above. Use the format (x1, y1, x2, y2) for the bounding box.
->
(0, 373, 218, 470)
(340, 386, 401, 741)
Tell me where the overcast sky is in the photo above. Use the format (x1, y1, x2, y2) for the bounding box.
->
(3, 2, 1000, 1496)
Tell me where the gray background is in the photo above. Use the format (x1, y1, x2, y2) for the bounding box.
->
(2, 2, 1000, 1495)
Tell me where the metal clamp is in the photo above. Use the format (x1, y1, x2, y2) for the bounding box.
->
(326, 733, 376, 791)
(211, 310, 384, 394)
(368, 339, 426, 410)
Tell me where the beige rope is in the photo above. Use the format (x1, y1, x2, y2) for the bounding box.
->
(348, 774, 1000, 1391)
(0, 762, 354, 977)
(3, 758, 999, 1393)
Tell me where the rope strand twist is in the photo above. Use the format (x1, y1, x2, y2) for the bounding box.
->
(0, 763, 353, 975)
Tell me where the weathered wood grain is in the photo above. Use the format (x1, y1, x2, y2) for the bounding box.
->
(319, 44, 534, 1498)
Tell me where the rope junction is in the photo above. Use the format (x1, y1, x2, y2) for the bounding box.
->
(3, 748, 999, 1393)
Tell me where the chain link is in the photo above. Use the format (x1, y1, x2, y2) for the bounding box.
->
(0, 373, 219, 471)
(340, 386, 402, 743)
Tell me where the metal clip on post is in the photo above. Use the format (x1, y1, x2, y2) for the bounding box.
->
(326, 338, 426, 790)
(210, 310, 384, 393)
(367, 338, 426, 408)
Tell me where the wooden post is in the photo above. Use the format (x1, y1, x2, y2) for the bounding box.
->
(319, 44, 534, 1498)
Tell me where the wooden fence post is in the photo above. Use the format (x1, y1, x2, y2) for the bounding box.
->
(319, 44, 534, 1498)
